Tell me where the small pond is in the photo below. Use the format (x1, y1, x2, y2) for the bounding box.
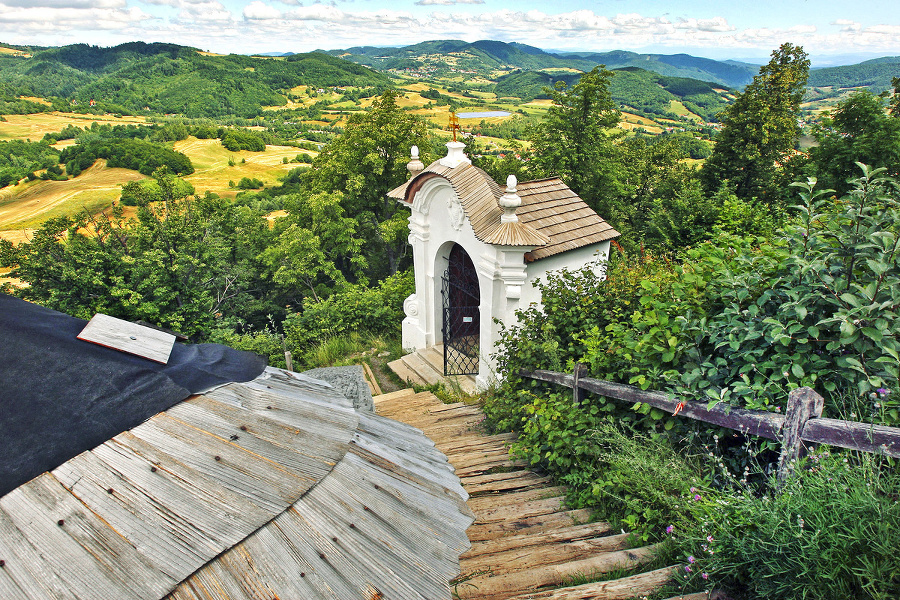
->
(456, 111, 511, 118)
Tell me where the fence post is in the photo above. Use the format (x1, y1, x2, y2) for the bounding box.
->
(573, 363, 587, 406)
(776, 386, 824, 492)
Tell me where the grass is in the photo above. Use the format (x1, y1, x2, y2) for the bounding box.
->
(0, 112, 146, 141)
(0, 160, 144, 230)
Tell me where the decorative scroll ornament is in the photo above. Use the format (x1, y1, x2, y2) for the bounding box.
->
(448, 195, 465, 231)
(403, 293, 419, 318)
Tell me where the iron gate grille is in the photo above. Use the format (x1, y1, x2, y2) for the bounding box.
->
(441, 266, 480, 376)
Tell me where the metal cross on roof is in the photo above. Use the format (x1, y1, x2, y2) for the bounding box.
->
(448, 111, 461, 142)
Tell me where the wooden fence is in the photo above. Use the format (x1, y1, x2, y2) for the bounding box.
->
(519, 367, 900, 488)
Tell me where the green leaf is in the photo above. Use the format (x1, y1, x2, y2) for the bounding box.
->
(862, 327, 883, 342)
(791, 362, 804, 378)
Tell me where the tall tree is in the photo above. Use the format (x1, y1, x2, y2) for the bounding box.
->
(527, 66, 623, 211)
(302, 89, 430, 278)
(809, 90, 900, 194)
(889, 76, 900, 118)
(701, 43, 810, 204)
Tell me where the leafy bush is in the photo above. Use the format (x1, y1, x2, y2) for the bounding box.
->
(236, 177, 264, 190)
(60, 137, 193, 176)
(221, 129, 265, 152)
(283, 268, 413, 349)
(675, 451, 900, 600)
(494, 166, 900, 432)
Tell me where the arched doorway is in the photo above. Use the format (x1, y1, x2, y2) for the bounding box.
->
(441, 243, 480, 375)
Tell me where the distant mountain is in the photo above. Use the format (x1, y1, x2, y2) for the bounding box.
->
(807, 56, 900, 91)
(0, 42, 390, 117)
(496, 67, 732, 122)
(323, 40, 759, 88)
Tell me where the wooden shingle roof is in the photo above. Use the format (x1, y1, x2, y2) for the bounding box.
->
(0, 367, 473, 600)
(390, 162, 619, 260)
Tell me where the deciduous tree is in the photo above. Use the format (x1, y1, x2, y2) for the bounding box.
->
(701, 43, 810, 204)
(527, 66, 623, 211)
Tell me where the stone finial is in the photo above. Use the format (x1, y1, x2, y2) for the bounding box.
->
(439, 140, 472, 169)
(407, 145, 424, 178)
(499, 174, 521, 223)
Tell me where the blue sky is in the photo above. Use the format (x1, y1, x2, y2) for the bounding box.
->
(1, 0, 899, 62)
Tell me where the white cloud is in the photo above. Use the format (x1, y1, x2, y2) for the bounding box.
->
(415, 0, 483, 5)
(1, 5, 898, 61)
(675, 17, 734, 33)
(1, 0, 125, 7)
(243, 0, 281, 19)
(0, 5, 150, 27)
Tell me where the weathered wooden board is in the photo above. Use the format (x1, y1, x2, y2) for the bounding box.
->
(455, 545, 659, 599)
(501, 566, 676, 600)
(470, 496, 568, 525)
(467, 508, 593, 542)
(466, 487, 567, 513)
(0, 504, 72, 600)
(78, 313, 175, 364)
(0, 473, 166, 600)
(127, 412, 310, 513)
(461, 533, 633, 575)
(462, 521, 615, 560)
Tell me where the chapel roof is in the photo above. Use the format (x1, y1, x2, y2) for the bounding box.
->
(0, 296, 473, 600)
(389, 158, 619, 260)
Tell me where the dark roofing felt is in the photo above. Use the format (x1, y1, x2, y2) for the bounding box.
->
(0, 294, 266, 496)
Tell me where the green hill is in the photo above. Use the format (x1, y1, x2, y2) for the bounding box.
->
(0, 42, 391, 118)
(325, 40, 758, 88)
(496, 67, 732, 121)
(808, 56, 900, 90)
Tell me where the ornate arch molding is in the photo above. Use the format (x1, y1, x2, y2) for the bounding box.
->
(408, 173, 457, 218)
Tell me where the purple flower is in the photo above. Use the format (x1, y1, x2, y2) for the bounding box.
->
(690, 487, 696, 493)
(666, 525, 674, 534)
(702, 572, 709, 580)
(877, 388, 890, 396)
(694, 494, 702, 501)
(685, 565, 692, 573)
(688, 555, 696, 564)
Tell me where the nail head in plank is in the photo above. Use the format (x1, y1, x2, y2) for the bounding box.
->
(78, 313, 175, 364)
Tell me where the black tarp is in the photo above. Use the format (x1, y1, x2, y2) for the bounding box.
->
(0, 294, 267, 497)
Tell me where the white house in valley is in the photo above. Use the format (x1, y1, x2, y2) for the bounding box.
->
(388, 141, 619, 391)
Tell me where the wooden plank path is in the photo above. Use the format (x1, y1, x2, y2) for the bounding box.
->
(374, 389, 680, 600)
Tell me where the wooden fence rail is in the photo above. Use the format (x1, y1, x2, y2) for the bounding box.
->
(519, 368, 900, 487)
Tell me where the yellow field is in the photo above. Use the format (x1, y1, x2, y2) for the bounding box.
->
(0, 112, 147, 141)
(0, 159, 144, 230)
(668, 100, 702, 120)
(0, 47, 29, 57)
(174, 137, 310, 198)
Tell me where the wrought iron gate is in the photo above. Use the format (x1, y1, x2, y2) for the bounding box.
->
(441, 244, 480, 375)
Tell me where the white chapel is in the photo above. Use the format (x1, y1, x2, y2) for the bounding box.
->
(388, 141, 619, 391)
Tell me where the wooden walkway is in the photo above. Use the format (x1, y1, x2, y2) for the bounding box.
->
(374, 389, 686, 600)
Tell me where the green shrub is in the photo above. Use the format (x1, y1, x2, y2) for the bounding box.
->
(236, 176, 264, 190)
(676, 451, 900, 600)
(283, 269, 413, 350)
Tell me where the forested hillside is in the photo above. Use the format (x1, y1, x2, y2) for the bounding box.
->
(496, 67, 731, 121)
(0, 42, 391, 117)
(325, 39, 759, 88)
(808, 55, 900, 90)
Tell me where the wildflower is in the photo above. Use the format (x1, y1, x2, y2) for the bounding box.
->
(877, 388, 890, 396)
(694, 494, 702, 501)
(690, 487, 696, 493)
(688, 556, 696, 564)
(666, 525, 674, 534)
(707, 535, 714, 543)
(685, 565, 692, 573)
(702, 573, 709, 580)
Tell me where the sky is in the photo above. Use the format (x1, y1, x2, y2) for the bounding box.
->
(1, 0, 899, 64)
